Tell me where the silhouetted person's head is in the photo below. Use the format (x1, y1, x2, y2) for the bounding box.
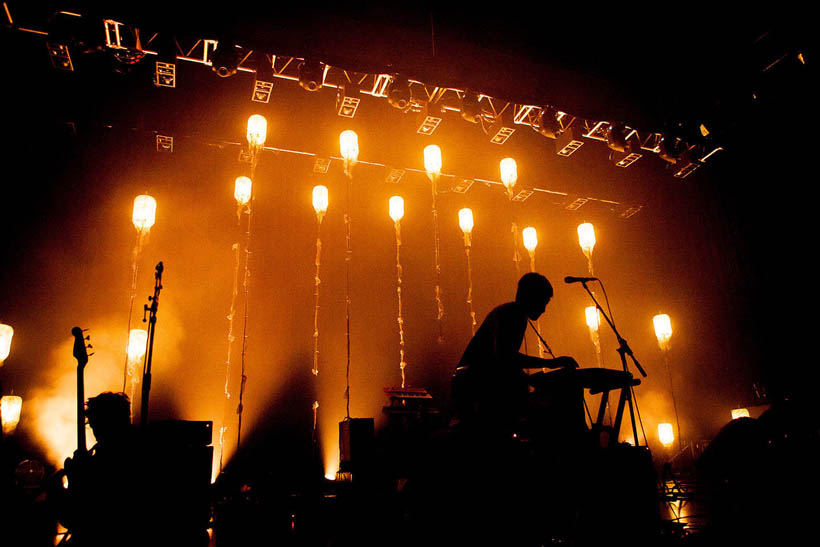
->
(515, 273, 553, 320)
(86, 392, 131, 444)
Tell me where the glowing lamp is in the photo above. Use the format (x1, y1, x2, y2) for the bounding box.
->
(585, 306, 600, 332)
(653, 314, 673, 351)
(732, 408, 750, 420)
(458, 208, 474, 234)
(312, 185, 329, 215)
(658, 423, 674, 447)
(1, 395, 22, 434)
(424, 145, 442, 178)
(339, 130, 359, 163)
(499, 157, 517, 192)
(0, 323, 13, 363)
(132, 195, 157, 233)
(522, 227, 537, 252)
(234, 176, 252, 206)
(578, 223, 596, 256)
(389, 196, 404, 222)
(127, 329, 148, 363)
(246, 114, 267, 148)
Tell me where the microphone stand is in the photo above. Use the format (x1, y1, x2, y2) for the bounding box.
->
(140, 262, 163, 428)
(578, 279, 646, 446)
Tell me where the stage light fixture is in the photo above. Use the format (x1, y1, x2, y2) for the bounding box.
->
(389, 195, 405, 222)
(458, 208, 474, 234)
(313, 185, 329, 216)
(658, 423, 674, 447)
(1, 395, 22, 434)
(298, 59, 324, 92)
(247, 115, 267, 149)
(653, 314, 672, 352)
(154, 61, 176, 87)
(585, 306, 601, 332)
(731, 408, 750, 420)
(522, 227, 537, 253)
(252, 56, 275, 103)
(489, 110, 516, 144)
(417, 101, 443, 135)
(234, 176, 252, 206)
(132, 195, 157, 233)
(672, 147, 701, 179)
(658, 134, 680, 163)
(156, 135, 173, 152)
(534, 107, 562, 138)
(460, 90, 482, 123)
(555, 125, 586, 157)
(424, 145, 442, 178)
(500, 157, 518, 196)
(578, 223, 596, 256)
(127, 328, 148, 363)
(385, 168, 405, 184)
(47, 42, 74, 71)
(336, 81, 361, 118)
(387, 76, 411, 111)
(0, 323, 12, 363)
(210, 42, 239, 78)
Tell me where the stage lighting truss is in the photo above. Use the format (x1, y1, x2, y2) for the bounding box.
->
(385, 168, 406, 184)
(252, 54, 275, 102)
(313, 157, 331, 174)
(511, 189, 533, 202)
(451, 178, 475, 194)
(564, 197, 589, 211)
(11, 8, 722, 181)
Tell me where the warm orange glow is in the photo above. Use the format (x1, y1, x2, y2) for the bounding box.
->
(339, 130, 359, 163)
(499, 157, 517, 192)
(234, 176, 252, 206)
(389, 195, 404, 222)
(0, 323, 12, 363)
(458, 208, 474, 234)
(653, 314, 673, 351)
(1, 395, 23, 434)
(312, 185, 329, 216)
(132, 195, 157, 233)
(127, 328, 148, 363)
(585, 306, 600, 331)
(658, 423, 675, 447)
(246, 114, 267, 148)
(522, 226, 537, 252)
(423, 144, 442, 177)
(732, 408, 750, 420)
(578, 222, 596, 256)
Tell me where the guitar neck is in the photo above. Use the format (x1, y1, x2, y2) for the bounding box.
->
(77, 366, 86, 455)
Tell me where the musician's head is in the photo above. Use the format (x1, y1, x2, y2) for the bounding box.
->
(516, 273, 553, 320)
(86, 392, 131, 442)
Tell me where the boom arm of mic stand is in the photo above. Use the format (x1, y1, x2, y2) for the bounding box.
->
(580, 281, 646, 377)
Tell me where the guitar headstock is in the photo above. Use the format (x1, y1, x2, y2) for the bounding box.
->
(71, 326, 91, 369)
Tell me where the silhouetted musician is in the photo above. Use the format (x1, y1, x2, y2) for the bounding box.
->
(453, 273, 581, 439)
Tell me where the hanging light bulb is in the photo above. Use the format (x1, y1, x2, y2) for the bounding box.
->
(389, 195, 404, 222)
(0, 323, 13, 363)
(458, 208, 474, 234)
(585, 306, 600, 332)
(522, 226, 538, 253)
(339, 130, 359, 164)
(1, 395, 22, 434)
(132, 195, 157, 233)
(234, 176, 252, 206)
(499, 157, 517, 196)
(658, 423, 674, 447)
(246, 114, 267, 148)
(127, 328, 148, 363)
(653, 314, 673, 352)
(424, 144, 442, 179)
(312, 185, 329, 216)
(731, 408, 750, 420)
(578, 223, 596, 257)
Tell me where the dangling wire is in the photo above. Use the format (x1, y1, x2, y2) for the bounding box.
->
(218, 242, 241, 474)
(430, 175, 445, 342)
(394, 217, 408, 388)
(462, 231, 477, 335)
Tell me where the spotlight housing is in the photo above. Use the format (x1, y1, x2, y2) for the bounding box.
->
(252, 55, 275, 103)
(605, 123, 628, 153)
(387, 76, 411, 111)
(460, 90, 481, 124)
(298, 59, 324, 92)
(534, 107, 562, 138)
(210, 42, 239, 78)
(658, 134, 680, 163)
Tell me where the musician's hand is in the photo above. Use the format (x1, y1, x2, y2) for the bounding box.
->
(555, 356, 579, 370)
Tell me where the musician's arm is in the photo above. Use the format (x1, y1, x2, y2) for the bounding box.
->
(516, 353, 579, 370)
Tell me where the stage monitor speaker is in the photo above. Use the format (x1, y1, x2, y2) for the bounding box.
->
(339, 418, 374, 473)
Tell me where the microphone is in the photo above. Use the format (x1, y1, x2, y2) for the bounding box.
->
(564, 276, 598, 284)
